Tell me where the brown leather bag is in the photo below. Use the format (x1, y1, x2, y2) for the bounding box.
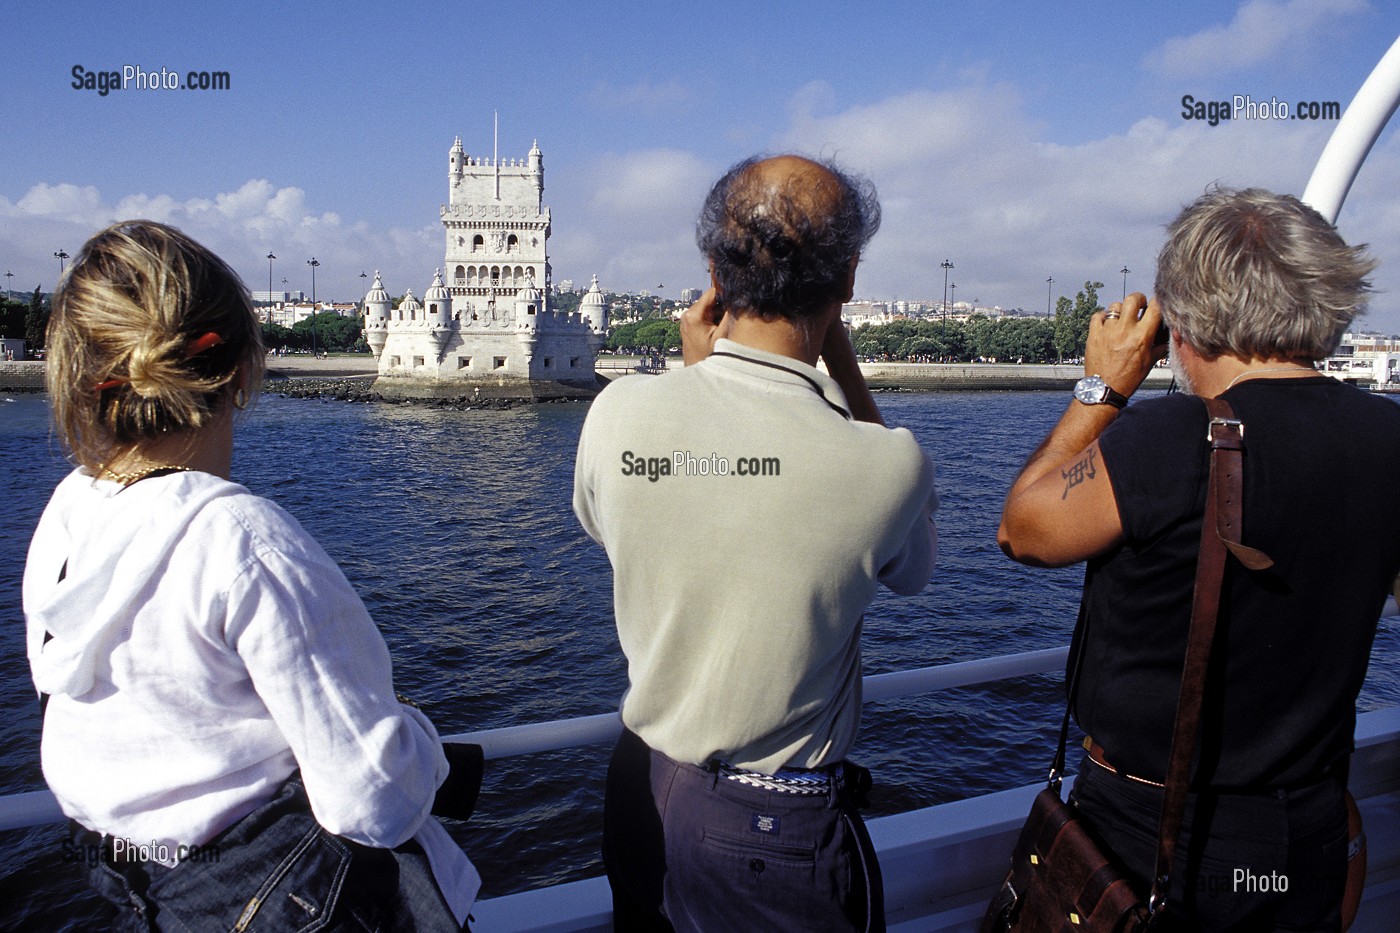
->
(982, 784, 1148, 932)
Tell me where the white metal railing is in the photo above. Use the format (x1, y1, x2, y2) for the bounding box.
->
(0, 647, 1069, 833)
(442, 646, 1068, 759)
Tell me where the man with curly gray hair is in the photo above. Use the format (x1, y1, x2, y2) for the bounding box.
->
(999, 187, 1400, 929)
(574, 155, 938, 931)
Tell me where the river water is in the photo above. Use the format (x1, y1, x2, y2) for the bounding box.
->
(2, 386, 1398, 929)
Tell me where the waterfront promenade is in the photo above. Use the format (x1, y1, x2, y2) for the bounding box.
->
(0, 356, 1175, 393)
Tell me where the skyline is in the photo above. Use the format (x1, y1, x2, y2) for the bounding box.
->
(5, 1, 1400, 331)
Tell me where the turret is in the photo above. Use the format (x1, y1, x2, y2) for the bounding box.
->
(363, 270, 392, 357)
(424, 269, 454, 359)
(580, 274, 609, 334)
(515, 283, 542, 334)
(528, 139, 543, 188)
(450, 136, 465, 179)
(396, 289, 422, 326)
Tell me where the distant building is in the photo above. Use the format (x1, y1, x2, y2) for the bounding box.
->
(1323, 332, 1400, 384)
(680, 287, 702, 304)
(365, 135, 606, 397)
(842, 300, 893, 330)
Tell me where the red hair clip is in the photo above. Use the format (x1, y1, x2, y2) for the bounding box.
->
(182, 331, 224, 359)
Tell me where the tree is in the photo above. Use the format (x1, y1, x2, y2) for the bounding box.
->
(1072, 281, 1105, 352)
(1052, 296, 1076, 362)
(291, 312, 363, 353)
(25, 287, 49, 354)
(0, 297, 26, 338)
(261, 322, 296, 351)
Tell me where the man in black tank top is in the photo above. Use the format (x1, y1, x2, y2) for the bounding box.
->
(998, 187, 1400, 930)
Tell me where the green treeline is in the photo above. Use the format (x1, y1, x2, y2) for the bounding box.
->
(261, 312, 365, 354)
(605, 318, 682, 353)
(596, 282, 1105, 362)
(853, 281, 1104, 363)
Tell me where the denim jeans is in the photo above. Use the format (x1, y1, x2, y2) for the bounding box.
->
(78, 774, 462, 932)
(1070, 755, 1348, 932)
(604, 729, 884, 933)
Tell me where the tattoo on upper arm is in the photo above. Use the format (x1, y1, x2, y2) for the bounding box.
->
(1060, 449, 1099, 500)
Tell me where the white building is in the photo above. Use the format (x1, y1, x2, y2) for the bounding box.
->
(1323, 332, 1400, 385)
(366, 136, 607, 397)
(842, 300, 893, 330)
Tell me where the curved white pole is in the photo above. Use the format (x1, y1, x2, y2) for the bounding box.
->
(1302, 35, 1400, 223)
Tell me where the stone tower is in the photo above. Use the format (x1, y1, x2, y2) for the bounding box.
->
(368, 133, 604, 399)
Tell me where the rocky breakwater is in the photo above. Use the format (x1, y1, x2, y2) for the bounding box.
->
(266, 375, 585, 410)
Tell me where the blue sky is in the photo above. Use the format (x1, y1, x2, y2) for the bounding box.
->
(5, 0, 1400, 332)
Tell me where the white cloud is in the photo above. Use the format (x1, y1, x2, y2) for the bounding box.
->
(551, 148, 716, 291)
(0, 180, 437, 301)
(1147, 0, 1370, 78)
(13, 183, 108, 224)
(588, 79, 693, 113)
(7, 74, 1400, 335)
(756, 78, 1400, 331)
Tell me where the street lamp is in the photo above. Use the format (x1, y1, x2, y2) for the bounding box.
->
(1120, 266, 1130, 301)
(307, 258, 320, 356)
(54, 250, 69, 281)
(950, 282, 957, 316)
(4, 271, 12, 301)
(940, 259, 953, 350)
(266, 252, 276, 324)
(1046, 276, 1054, 317)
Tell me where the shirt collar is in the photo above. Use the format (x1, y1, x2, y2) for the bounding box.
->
(703, 339, 852, 419)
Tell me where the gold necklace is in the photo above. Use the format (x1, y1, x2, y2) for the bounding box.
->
(1224, 365, 1315, 391)
(100, 464, 194, 486)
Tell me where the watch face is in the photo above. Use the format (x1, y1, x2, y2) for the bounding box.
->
(1074, 375, 1107, 404)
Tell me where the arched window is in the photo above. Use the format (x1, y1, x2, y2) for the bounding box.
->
(507, 234, 519, 253)
(490, 266, 501, 283)
(472, 235, 485, 252)
(454, 265, 465, 285)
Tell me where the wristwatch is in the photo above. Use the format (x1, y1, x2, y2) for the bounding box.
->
(1073, 374, 1129, 409)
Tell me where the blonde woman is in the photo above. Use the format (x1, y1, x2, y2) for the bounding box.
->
(25, 221, 478, 930)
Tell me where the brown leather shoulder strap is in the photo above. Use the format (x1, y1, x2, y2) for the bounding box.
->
(1149, 397, 1273, 915)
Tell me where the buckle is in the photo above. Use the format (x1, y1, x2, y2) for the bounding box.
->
(1206, 416, 1244, 441)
